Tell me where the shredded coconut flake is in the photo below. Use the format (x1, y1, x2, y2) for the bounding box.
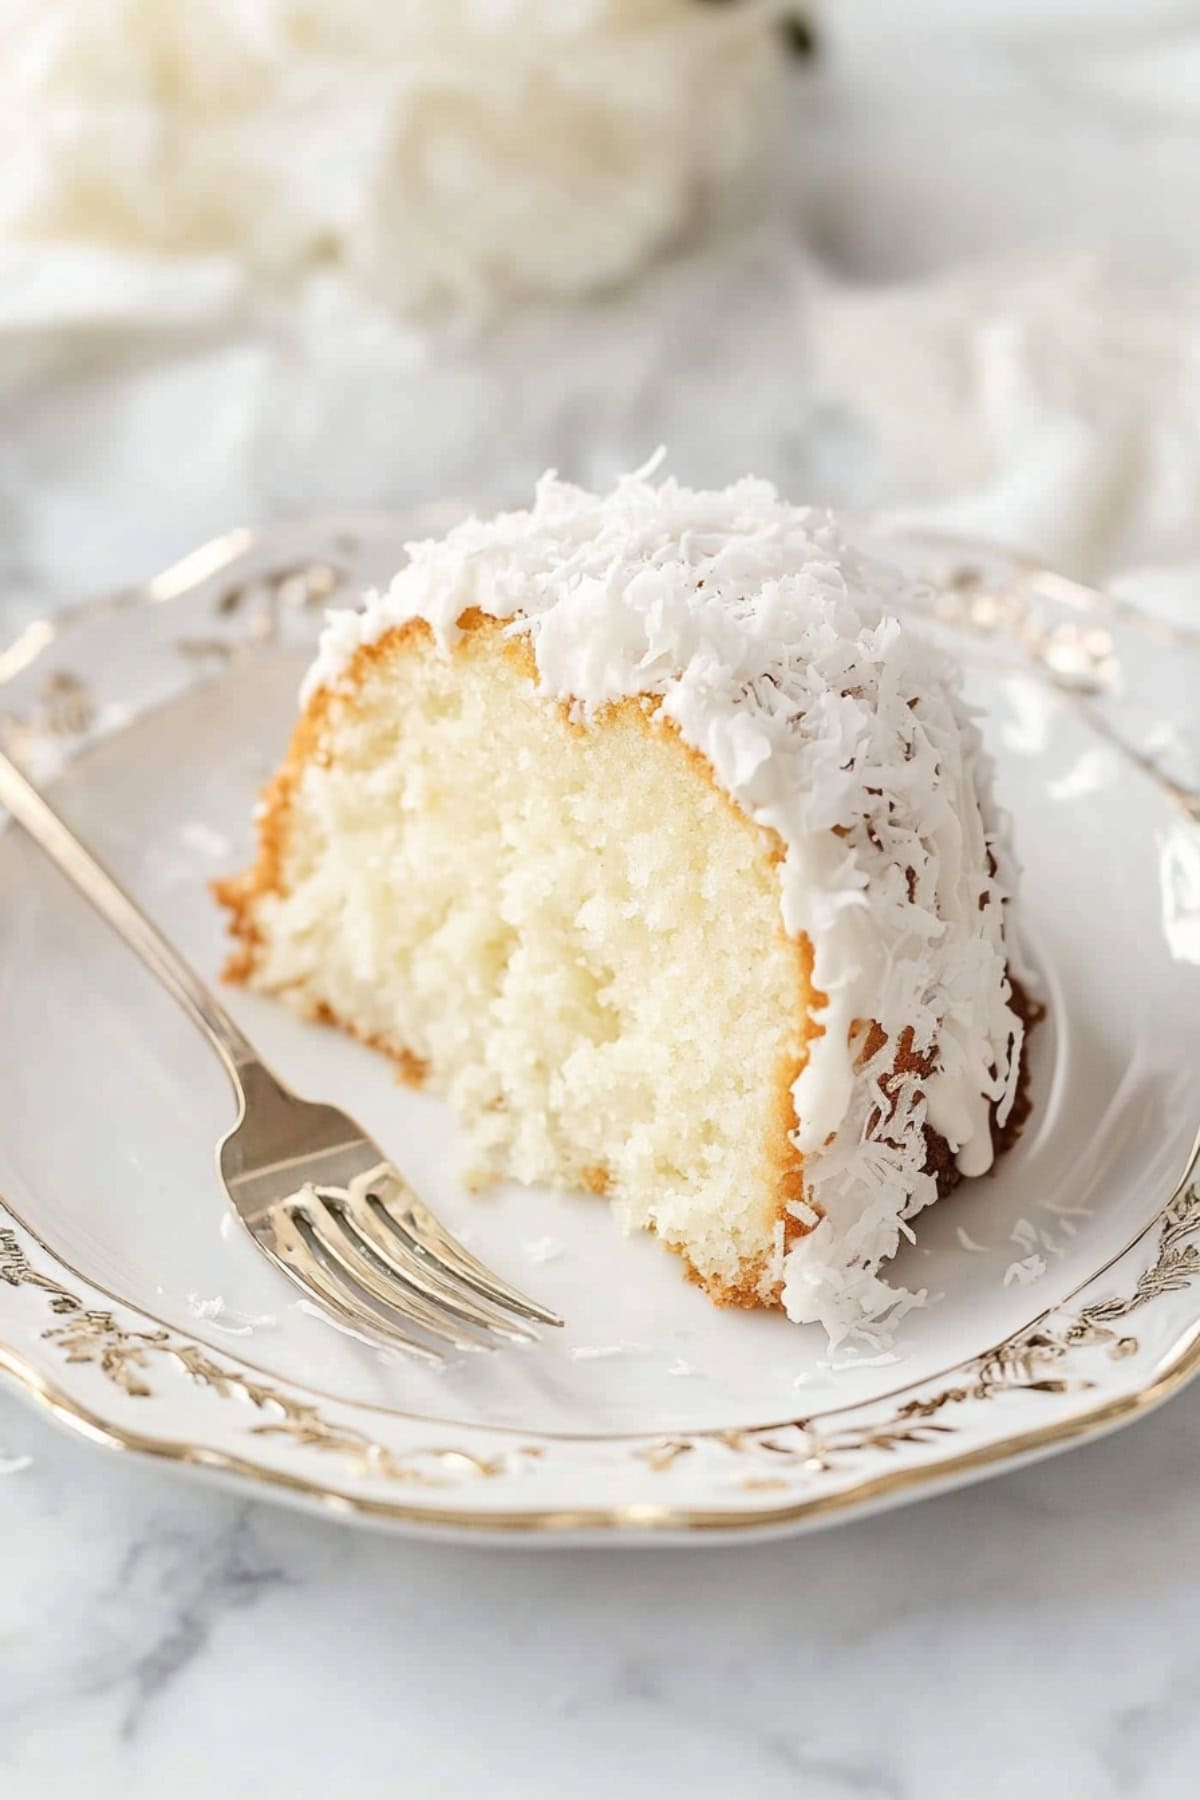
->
(1003, 1254, 1047, 1288)
(955, 1226, 991, 1254)
(187, 1293, 276, 1336)
(1041, 1193, 1094, 1220)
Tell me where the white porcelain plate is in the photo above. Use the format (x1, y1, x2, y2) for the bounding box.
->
(1, 511, 1198, 1544)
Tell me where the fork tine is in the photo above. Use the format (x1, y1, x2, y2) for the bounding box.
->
(367, 1185, 565, 1328)
(297, 1201, 492, 1354)
(258, 1206, 445, 1365)
(330, 1193, 539, 1344)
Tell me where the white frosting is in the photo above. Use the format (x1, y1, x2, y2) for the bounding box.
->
(305, 465, 1025, 1343)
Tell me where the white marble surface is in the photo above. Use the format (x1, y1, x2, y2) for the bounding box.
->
(4, 1394, 1200, 1799)
(5, 9, 1200, 1797)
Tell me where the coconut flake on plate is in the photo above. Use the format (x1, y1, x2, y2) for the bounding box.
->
(1003, 1254, 1047, 1287)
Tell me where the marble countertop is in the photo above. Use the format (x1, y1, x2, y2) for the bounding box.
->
(5, 11, 1200, 1796)
(4, 1391, 1200, 1798)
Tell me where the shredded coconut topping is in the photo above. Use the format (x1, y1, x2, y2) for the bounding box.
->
(1004, 1254, 1047, 1288)
(0, 0, 782, 323)
(306, 463, 1024, 1343)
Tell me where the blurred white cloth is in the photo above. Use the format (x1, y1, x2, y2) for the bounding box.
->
(806, 255, 1200, 586)
(789, 0, 1200, 595)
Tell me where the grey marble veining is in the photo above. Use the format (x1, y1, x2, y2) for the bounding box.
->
(3, 1384, 1200, 1798)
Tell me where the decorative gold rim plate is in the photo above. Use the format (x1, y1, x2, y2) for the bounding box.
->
(1, 510, 1197, 1544)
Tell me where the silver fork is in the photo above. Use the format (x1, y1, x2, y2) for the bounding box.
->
(0, 748, 562, 1362)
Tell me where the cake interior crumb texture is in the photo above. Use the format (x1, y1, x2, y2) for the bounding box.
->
(225, 621, 813, 1306)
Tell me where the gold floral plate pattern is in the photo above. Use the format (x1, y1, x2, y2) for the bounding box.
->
(0, 511, 1197, 1543)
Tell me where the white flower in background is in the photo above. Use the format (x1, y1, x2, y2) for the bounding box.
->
(0, 0, 784, 321)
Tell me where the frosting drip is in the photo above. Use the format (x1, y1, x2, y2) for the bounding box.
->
(305, 465, 1025, 1342)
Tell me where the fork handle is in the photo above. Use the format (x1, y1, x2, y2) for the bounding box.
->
(0, 747, 260, 1092)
